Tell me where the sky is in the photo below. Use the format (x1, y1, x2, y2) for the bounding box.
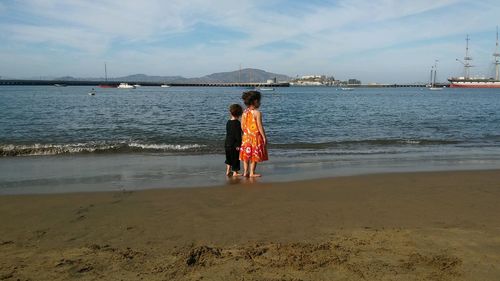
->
(0, 0, 499, 83)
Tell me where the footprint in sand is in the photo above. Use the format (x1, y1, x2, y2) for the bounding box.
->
(0, 241, 14, 246)
(72, 204, 95, 222)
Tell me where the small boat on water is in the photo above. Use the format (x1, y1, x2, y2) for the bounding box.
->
(258, 87, 275, 91)
(429, 87, 444, 91)
(88, 88, 96, 95)
(99, 63, 118, 88)
(160, 84, 171, 88)
(341, 87, 354, 91)
(133, 84, 141, 87)
(117, 83, 136, 89)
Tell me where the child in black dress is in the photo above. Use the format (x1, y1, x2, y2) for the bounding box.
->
(225, 104, 243, 176)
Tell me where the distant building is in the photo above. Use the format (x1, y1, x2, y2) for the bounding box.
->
(301, 75, 325, 79)
(266, 77, 277, 84)
(290, 75, 336, 86)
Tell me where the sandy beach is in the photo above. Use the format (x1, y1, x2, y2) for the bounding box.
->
(1, 169, 499, 280)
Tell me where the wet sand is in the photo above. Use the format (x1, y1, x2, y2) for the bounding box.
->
(1, 170, 499, 280)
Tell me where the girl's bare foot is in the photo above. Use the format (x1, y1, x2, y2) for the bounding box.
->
(249, 173, 261, 177)
(232, 172, 242, 177)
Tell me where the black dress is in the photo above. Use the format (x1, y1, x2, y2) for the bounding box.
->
(224, 119, 242, 171)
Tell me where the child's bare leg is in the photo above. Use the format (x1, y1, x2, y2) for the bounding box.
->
(242, 161, 249, 177)
(226, 164, 231, 176)
(249, 162, 261, 177)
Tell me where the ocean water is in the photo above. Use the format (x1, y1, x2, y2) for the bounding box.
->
(1, 86, 500, 193)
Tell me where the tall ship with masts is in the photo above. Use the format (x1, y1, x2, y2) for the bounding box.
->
(448, 27, 500, 88)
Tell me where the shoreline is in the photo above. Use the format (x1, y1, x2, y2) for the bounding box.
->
(0, 81, 448, 88)
(1, 169, 499, 280)
(2, 151, 500, 195)
(1, 167, 499, 197)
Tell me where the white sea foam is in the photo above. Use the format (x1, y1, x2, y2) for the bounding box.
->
(400, 140, 421, 144)
(0, 142, 207, 156)
(128, 143, 205, 150)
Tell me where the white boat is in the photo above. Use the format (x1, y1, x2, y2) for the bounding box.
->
(429, 87, 443, 91)
(117, 83, 136, 89)
(133, 84, 141, 87)
(258, 87, 274, 91)
(160, 84, 171, 88)
(341, 87, 354, 91)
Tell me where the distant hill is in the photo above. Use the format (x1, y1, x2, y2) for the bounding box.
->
(56, 74, 188, 83)
(59, 76, 78, 81)
(116, 74, 188, 83)
(199, 68, 290, 83)
(54, 68, 290, 83)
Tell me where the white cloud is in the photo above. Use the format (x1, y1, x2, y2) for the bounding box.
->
(1, 24, 110, 53)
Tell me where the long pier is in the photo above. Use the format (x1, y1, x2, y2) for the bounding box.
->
(0, 79, 449, 88)
(0, 79, 290, 87)
(341, 83, 449, 88)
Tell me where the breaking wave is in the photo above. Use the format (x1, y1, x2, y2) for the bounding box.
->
(270, 139, 461, 149)
(0, 138, 464, 157)
(0, 142, 208, 157)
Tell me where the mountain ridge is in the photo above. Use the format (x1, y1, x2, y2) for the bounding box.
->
(56, 68, 290, 83)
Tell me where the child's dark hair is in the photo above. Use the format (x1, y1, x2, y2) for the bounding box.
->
(242, 91, 261, 106)
(229, 104, 243, 117)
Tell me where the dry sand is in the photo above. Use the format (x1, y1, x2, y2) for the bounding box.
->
(1, 170, 499, 280)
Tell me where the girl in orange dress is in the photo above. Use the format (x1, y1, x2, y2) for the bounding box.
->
(239, 91, 268, 177)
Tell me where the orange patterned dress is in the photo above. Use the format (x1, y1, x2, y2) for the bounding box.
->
(239, 108, 268, 162)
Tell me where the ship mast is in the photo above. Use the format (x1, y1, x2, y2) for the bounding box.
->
(433, 60, 438, 87)
(463, 35, 473, 79)
(493, 26, 500, 81)
(104, 62, 108, 82)
(429, 66, 434, 86)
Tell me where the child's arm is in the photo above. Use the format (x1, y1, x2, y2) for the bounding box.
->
(240, 112, 246, 131)
(255, 110, 267, 145)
